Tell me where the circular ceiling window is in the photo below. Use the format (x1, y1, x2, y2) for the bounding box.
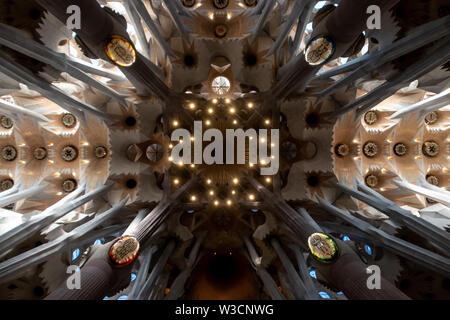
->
(211, 76, 231, 95)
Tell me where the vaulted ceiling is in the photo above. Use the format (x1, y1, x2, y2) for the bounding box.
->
(0, 0, 449, 300)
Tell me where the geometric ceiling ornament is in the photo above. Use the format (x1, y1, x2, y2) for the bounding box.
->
(422, 141, 440, 157)
(0, 178, 14, 191)
(61, 113, 77, 128)
(364, 111, 378, 125)
(94, 146, 108, 159)
(33, 147, 47, 160)
(393, 143, 408, 156)
(62, 178, 77, 193)
(0, 116, 13, 129)
(1, 145, 17, 161)
(362, 141, 379, 158)
(61, 145, 79, 162)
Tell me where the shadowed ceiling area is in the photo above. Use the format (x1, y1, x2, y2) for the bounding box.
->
(186, 251, 260, 300)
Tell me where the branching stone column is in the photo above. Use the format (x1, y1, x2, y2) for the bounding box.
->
(0, 184, 113, 258)
(271, 238, 312, 299)
(0, 23, 128, 108)
(0, 198, 128, 287)
(0, 183, 48, 208)
(390, 88, 450, 119)
(318, 196, 450, 278)
(128, 246, 158, 299)
(289, 244, 318, 296)
(127, 177, 197, 243)
(0, 184, 19, 199)
(37, 0, 173, 100)
(45, 173, 195, 300)
(273, 0, 390, 99)
(316, 16, 450, 97)
(0, 98, 49, 123)
(247, 176, 410, 299)
(45, 233, 134, 300)
(328, 252, 409, 300)
(122, 0, 151, 60)
(161, 0, 191, 44)
(243, 237, 285, 300)
(250, 0, 277, 43)
(246, 176, 319, 243)
(331, 39, 450, 118)
(337, 182, 450, 252)
(136, 240, 176, 300)
(148, 271, 170, 300)
(126, 0, 176, 58)
(393, 179, 450, 207)
(296, 207, 323, 233)
(267, 0, 315, 56)
(165, 233, 207, 300)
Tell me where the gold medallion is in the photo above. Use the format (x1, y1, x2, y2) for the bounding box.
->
(308, 233, 339, 263)
(105, 35, 136, 67)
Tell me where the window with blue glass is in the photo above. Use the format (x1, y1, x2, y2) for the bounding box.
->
(318, 291, 331, 299)
(71, 248, 80, 261)
(364, 244, 373, 256)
